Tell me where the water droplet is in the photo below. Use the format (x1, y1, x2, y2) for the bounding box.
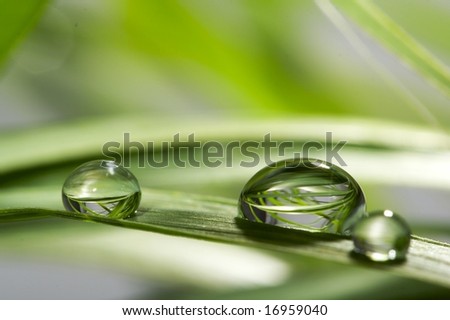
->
(238, 158, 366, 235)
(62, 160, 141, 219)
(352, 210, 411, 262)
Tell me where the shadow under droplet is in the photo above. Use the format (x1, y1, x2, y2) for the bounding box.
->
(349, 250, 407, 266)
(235, 217, 348, 247)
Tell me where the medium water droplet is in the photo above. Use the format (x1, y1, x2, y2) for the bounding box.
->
(62, 160, 141, 219)
(238, 158, 366, 235)
(352, 210, 411, 262)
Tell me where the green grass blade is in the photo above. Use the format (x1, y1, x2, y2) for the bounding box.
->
(329, 0, 450, 98)
(0, 116, 448, 175)
(1, 188, 449, 288)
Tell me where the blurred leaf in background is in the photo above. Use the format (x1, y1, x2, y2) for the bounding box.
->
(0, 0, 49, 66)
(0, 0, 449, 299)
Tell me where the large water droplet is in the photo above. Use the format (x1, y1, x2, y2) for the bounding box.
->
(238, 158, 366, 235)
(352, 209, 411, 262)
(62, 160, 141, 219)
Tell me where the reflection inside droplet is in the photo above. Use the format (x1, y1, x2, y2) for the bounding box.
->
(238, 158, 366, 235)
(62, 160, 141, 219)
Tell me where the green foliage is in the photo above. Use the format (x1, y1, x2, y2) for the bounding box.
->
(0, 0, 449, 299)
(331, 0, 450, 97)
(0, 0, 48, 67)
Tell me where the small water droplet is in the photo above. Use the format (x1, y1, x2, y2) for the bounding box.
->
(238, 158, 366, 235)
(62, 160, 141, 219)
(352, 210, 411, 262)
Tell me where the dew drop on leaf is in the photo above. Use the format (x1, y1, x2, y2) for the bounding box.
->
(352, 209, 411, 262)
(238, 158, 366, 235)
(62, 160, 141, 219)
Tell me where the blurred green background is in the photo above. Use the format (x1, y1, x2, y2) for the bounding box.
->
(0, 0, 449, 299)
